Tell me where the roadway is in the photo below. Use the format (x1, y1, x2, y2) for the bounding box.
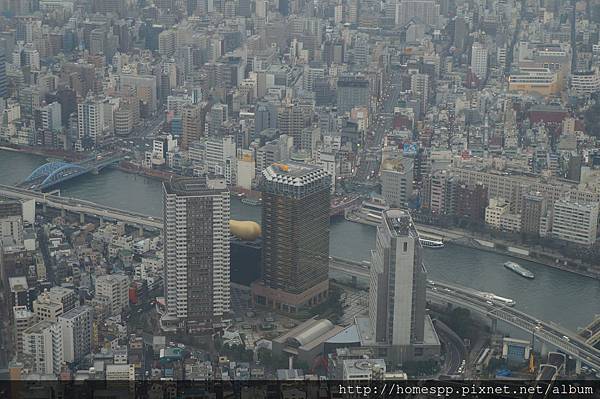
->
(355, 69, 402, 182)
(329, 257, 600, 371)
(435, 319, 467, 376)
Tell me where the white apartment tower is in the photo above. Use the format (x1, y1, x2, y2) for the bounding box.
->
(13, 305, 37, 356)
(77, 97, 104, 145)
(22, 320, 63, 375)
(471, 42, 488, 80)
(161, 177, 230, 332)
(58, 306, 93, 363)
(95, 274, 130, 317)
(410, 73, 429, 115)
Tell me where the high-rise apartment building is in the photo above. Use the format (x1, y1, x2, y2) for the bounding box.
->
(58, 306, 93, 363)
(381, 159, 414, 209)
(470, 42, 488, 80)
(0, 48, 6, 98)
(277, 102, 312, 147)
(22, 320, 63, 375)
(410, 73, 429, 116)
(207, 103, 229, 136)
(95, 274, 129, 317)
(204, 136, 237, 184)
(254, 102, 278, 134)
(77, 97, 104, 145)
(180, 103, 202, 150)
(35, 101, 62, 132)
(365, 209, 439, 363)
(521, 192, 546, 236)
(158, 29, 176, 57)
(119, 74, 158, 112)
(336, 75, 370, 113)
(255, 0, 267, 17)
(395, 0, 439, 27)
(33, 287, 76, 321)
(251, 163, 331, 313)
(161, 177, 230, 332)
(13, 306, 37, 356)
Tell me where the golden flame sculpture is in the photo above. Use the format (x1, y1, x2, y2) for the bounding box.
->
(230, 220, 262, 241)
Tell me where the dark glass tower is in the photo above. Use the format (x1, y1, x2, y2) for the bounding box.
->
(251, 162, 331, 313)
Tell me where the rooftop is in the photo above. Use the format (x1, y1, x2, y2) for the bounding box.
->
(383, 209, 418, 238)
(23, 320, 57, 334)
(342, 358, 386, 375)
(163, 176, 227, 196)
(59, 305, 92, 320)
(262, 162, 330, 187)
(274, 317, 344, 351)
(9, 276, 28, 292)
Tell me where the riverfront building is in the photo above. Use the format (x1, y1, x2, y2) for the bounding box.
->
(381, 158, 414, 209)
(161, 177, 230, 332)
(251, 162, 331, 313)
(551, 198, 599, 245)
(358, 209, 440, 364)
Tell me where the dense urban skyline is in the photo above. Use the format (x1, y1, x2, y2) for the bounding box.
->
(0, 0, 599, 390)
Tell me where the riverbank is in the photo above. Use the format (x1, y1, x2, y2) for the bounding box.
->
(345, 211, 600, 281)
(0, 144, 85, 162)
(411, 224, 600, 280)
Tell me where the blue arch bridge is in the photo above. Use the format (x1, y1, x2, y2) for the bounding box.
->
(19, 152, 124, 191)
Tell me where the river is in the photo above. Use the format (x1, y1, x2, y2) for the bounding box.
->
(1, 149, 599, 332)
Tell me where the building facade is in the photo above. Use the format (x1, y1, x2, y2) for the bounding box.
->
(251, 163, 331, 313)
(367, 209, 439, 363)
(381, 159, 414, 209)
(161, 177, 230, 332)
(551, 199, 599, 245)
(95, 274, 129, 317)
(58, 306, 93, 363)
(336, 76, 370, 113)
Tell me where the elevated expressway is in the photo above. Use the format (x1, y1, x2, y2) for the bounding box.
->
(329, 257, 600, 372)
(0, 184, 161, 230)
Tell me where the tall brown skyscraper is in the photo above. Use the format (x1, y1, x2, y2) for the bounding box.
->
(251, 162, 331, 314)
(180, 104, 202, 150)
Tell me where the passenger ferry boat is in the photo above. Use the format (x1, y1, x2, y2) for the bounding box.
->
(241, 197, 262, 206)
(419, 237, 445, 249)
(503, 261, 535, 279)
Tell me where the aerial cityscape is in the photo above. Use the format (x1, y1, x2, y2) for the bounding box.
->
(0, 0, 599, 393)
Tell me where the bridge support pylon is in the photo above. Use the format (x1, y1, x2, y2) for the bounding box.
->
(575, 358, 582, 375)
(80, 213, 85, 225)
(540, 342, 548, 358)
(491, 318, 498, 333)
(138, 226, 144, 236)
(60, 209, 66, 218)
(351, 276, 357, 287)
(99, 216, 104, 225)
(42, 203, 47, 213)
